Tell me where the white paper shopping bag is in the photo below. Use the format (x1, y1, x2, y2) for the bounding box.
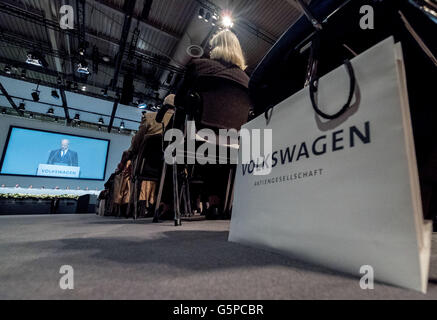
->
(229, 37, 432, 293)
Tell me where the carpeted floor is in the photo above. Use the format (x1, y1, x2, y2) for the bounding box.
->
(0, 214, 436, 300)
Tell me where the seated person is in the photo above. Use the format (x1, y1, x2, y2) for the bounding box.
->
(124, 99, 175, 217)
(167, 29, 250, 218)
(113, 151, 132, 218)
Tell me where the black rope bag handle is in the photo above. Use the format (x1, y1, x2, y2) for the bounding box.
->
(308, 32, 357, 120)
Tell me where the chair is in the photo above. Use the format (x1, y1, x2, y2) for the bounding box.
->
(128, 133, 165, 220)
(157, 75, 251, 226)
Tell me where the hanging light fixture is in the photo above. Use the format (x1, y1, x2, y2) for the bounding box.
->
(31, 83, 40, 102)
(51, 90, 60, 99)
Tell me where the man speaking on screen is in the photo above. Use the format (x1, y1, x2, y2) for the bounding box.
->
(47, 139, 78, 167)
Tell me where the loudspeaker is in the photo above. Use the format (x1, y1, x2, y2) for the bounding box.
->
(120, 73, 134, 105)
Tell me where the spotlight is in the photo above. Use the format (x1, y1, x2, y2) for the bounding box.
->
(74, 113, 80, 121)
(57, 76, 62, 85)
(18, 102, 26, 111)
(212, 13, 219, 21)
(98, 124, 102, 131)
(31, 83, 40, 101)
(81, 85, 86, 91)
(4, 65, 11, 74)
(26, 52, 47, 67)
(101, 87, 108, 97)
(54, 117, 59, 122)
(77, 62, 90, 75)
(29, 113, 34, 119)
(222, 14, 234, 28)
(198, 8, 204, 19)
(78, 44, 86, 56)
(51, 90, 60, 99)
(47, 108, 54, 115)
(21, 69, 26, 79)
(120, 121, 125, 130)
(102, 55, 111, 63)
(98, 117, 104, 124)
(204, 12, 211, 22)
(1, 108, 6, 114)
(138, 102, 147, 109)
(31, 91, 40, 102)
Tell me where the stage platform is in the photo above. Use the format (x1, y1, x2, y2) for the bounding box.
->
(0, 187, 100, 196)
(0, 214, 436, 300)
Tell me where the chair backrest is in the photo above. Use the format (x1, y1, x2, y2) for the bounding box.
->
(193, 76, 251, 131)
(134, 133, 164, 180)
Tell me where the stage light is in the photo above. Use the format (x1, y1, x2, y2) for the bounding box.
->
(57, 76, 62, 85)
(54, 117, 59, 122)
(98, 117, 104, 124)
(47, 108, 54, 115)
(204, 12, 211, 22)
(98, 124, 102, 131)
(31, 83, 41, 102)
(4, 65, 11, 74)
(81, 85, 86, 91)
(1, 108, 6, 114)
(120, 121, 125, 130)
(51, 90, 60, 99)
(138, 102, 147, 109)
(26, 52, 47, 67)
(29, 113, 33, 119)
(77, 61, 90, 75)
(222, 14, 234, 28)
(212, 13, 219, 21)
(18, 102, 25, 111)
(101, 87, 109, 97)
(78, 44, 86, 56)
(74, 113, 80, 121)
(31, 91, 40, 102)
(21, 69, 26, 79)
(198, 8, 204, 19)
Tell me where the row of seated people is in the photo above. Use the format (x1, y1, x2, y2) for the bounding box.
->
(98, 29, 252, 221)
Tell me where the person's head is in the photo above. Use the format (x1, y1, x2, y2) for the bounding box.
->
(61, 139, 70, 150)
(209, 30, 247, 70)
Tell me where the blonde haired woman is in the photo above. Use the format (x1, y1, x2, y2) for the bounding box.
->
(165, 29, 251, 219)
(172, 29, 250, 109)
(209, 29, 247, 70)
